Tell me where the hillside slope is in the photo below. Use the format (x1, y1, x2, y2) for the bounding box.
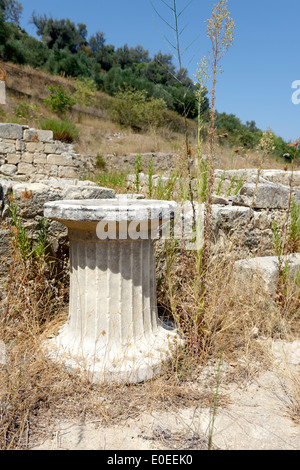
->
(0, 61, 297, 171)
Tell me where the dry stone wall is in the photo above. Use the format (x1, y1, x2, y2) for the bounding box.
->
(98, 152, 182, 173)
(0, 123, 93, 180)
(0, 123, 183, 180)
(126, 169, 300, 258)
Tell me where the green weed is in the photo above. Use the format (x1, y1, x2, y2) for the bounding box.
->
(40, 118, 79, 143)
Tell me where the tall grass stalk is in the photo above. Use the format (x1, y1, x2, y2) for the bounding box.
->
(209, 129, 275, 321)
(134, 154, 143, 192)
(152, 0, 197, 220)
(195, 57, 209, 204)
(202, 0, 235, 272)
(208, 352, 223, 450)
(148, 154, 154, 198)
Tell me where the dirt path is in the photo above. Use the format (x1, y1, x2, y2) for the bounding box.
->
(31, 340, 299, 451)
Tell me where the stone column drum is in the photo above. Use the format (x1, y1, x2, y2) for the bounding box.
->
(44, 199, 181, 384)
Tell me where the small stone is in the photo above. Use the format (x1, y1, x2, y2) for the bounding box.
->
(212, 195, 229, 205)
(0, 341, 6, 366)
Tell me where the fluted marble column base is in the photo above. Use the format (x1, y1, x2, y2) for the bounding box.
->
(44, 199, 181, 384)
(47, 235, 180, 384)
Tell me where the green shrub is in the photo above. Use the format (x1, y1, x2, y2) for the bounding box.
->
(40, 118, 79, 143)
(13, 102, 39, 120)
(95, 153, 106, 170)
(95, 170, 128, 191)
(73, 77, 97, 108)
(43, 84, 76, 117)
(109, 87, 166, 131)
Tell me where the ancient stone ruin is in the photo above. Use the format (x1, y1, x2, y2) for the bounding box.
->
(0, 122, 299, 383)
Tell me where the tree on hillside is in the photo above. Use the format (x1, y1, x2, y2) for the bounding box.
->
(112, 44, 150, 69)
(215, 112, 242, 132)
(0, 0, 23, 26)
(245, 120, 259, 133)
(0, 10, 9, 50)
(89, 31, 106, 54)
(31, 14, 88, 53)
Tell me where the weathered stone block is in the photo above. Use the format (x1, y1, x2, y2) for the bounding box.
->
(35, 164, 58, 177)
(26, 142, 44, 153)
(0, 142, 16, 154)
(10, 182, 62, 218)
(233, 182, 300, 209)
(233, 254, 300, 296)
(17, 162, 35, 175)
(62, 185, 116, 200)
(21, 152, 33, 164)
(23, 128, 53, 142)
(44, 143, 62, 154)
(0, 123, 23, 140)
(261, 170, 300, 189)
(58, 166, 78, 179)
(44, 165, 58, 177)
(47, 154, 73, 166)
(37, 130, 54, 142)
(23, 129, 38, 142)
(2, 138, 16, 144)
(33, 153, 47, 164)
(6, 154, 21, 165)
(16, 139, 26, 152)
(0, 164, 17, 176)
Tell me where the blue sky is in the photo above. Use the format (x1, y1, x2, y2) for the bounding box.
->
(19, 0, 300, 143)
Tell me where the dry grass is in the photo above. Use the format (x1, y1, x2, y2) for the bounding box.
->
(157, 241, 299, 364)
(74, 118, 183, 157)
(286, 371, 300, 425)
(0, 233, 216, 450)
